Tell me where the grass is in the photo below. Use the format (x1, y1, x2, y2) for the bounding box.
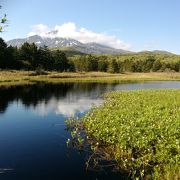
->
(66, 89, 180, 179)
(1, 70, 180, 87)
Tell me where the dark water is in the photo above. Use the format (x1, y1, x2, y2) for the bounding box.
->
(0, 81, 180, 180)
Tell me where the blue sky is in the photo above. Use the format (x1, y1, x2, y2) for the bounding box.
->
(1, 0, 180, 53)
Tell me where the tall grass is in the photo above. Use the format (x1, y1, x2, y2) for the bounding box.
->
(1, 71, 180, 87)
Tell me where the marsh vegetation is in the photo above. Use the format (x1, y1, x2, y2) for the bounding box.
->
(66, 89, 180, 179)
(1, 70, 180, 87)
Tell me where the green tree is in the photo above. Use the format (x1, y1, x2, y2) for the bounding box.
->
(19, 42, 38, 69)
(73, 56, 85, 72)
(98, 59, 108, 72)
(122, 58, 137, 72)
(37, 46, 53, 70)
(107, 59, 118, 73)
(141, 56, 155, 72)
(0, 37, 7, 68)
(152, 60, 162, 72)
(84, 55, 98, 71)
(52, 50, 69, 71)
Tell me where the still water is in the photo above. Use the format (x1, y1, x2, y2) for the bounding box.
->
(0, 81, 180, 180)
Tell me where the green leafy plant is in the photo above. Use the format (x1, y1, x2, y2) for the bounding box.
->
(67, 89, 180, 179)
(0, 6, 7, 32)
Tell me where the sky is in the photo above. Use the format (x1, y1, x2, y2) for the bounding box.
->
(1, 0, 180, 53)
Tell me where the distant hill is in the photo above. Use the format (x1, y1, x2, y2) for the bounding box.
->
(7, 35, 131, 55)
(152, 50, 174, 55)
(138, 50, 174, 55)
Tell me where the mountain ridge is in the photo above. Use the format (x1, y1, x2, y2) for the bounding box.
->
(7, 35, 131, 55)
(7, 35, 175, 55)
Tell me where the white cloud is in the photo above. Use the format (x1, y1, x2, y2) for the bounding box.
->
(27, 22, 131, 50)
(27, 24, 50, 37)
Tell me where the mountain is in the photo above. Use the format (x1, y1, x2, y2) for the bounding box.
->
(138, 50, 174, 55)
(152, 50, 174, 55)
(7, 35, 130, 55)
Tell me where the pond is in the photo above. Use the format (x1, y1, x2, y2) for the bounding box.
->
(0, 81, 180, 180)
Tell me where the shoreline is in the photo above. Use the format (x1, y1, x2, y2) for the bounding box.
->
(1, 71, 180, 87)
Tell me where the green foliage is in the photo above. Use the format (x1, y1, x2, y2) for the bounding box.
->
(52, 50, 69, 71)
(0, 38, 70, 71)
(98, 59, 108, 72)
(72, 55, 98, 72)
(0, 6, 7, 32)
(37, 46, 53, 70)
(152, 60, 162, 72)
(0, 38, 13, 69)
(141, 56, 155, 72)
(79, 90, 180, 179)
(19, 42, 38, 69)
(1, 36, 180, 73)
(107, 59, 119, 73)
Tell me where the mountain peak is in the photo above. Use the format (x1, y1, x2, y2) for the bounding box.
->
(7, 35, 130, 55)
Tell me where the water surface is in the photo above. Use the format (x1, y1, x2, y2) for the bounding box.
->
(0, 81, 180, 180)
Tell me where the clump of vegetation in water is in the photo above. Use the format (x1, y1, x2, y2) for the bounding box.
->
(66, 90, 180, 179)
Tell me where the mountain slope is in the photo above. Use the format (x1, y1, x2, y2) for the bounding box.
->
(7, 35, 130, 55)
(138, 50, 174, 55)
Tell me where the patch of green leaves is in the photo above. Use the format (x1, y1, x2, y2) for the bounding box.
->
(81, 89, 180, 179)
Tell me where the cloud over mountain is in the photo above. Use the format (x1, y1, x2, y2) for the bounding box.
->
(27, 22, 131, 50)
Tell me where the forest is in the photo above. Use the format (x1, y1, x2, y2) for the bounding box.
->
(1, 37, 180, 73)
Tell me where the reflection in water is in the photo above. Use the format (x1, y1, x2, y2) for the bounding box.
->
(1, 81, 180, 115)
(0, 82, 120, 116)
(34, 97, 102, 117)
(0, 83, 72, 114)
(0, 81, 180, 180)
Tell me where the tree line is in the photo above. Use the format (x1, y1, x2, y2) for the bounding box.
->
(0, 38, 69, 71)
(0, 37, 180, 73)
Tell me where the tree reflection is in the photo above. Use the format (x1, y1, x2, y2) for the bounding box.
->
(0, 82, 115, 114)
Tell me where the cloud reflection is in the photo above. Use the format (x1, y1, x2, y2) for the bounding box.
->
(33, 97, 102, 117)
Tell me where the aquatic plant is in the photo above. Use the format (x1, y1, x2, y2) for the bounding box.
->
(66, 89, 180, 179)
